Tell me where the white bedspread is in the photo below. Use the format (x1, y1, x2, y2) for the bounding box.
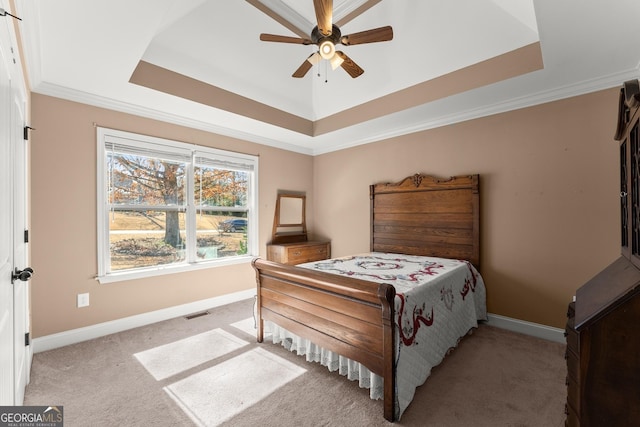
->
(265, 252, 487, 420)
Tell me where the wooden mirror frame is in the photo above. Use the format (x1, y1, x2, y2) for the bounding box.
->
(271, 193, 307, 244)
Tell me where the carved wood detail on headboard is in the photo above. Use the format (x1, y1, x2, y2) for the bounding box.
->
(369, 173, 480, 269)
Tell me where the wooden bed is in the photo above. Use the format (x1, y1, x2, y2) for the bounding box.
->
(252, 173, 480, 422)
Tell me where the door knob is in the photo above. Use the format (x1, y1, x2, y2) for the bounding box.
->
(12, 267, 34, 283)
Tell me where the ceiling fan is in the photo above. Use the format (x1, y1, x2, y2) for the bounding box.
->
(257, 0, 393, 78)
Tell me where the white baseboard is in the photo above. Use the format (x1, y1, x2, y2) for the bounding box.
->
(32, 289, 256, 353)
(487, 313, 565, 344)
(32, 294, 564, 353)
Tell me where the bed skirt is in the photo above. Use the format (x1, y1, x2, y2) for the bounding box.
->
(264, 320, 386, 400)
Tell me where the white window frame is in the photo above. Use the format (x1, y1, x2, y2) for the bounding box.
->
(96, 127, 259, 284)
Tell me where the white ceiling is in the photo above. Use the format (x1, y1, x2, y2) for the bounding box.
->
(14, 0, 640, 155)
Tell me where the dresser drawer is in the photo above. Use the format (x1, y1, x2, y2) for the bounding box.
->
(286, 243, 329, 264)
(267, 241, 331, 265)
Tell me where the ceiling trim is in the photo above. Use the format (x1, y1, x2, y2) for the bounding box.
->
(245, 0, 308, 38)
(130, 60, 314, 136)
(30, 63, 640, 157)
(314, 42, 544, 136)
(335, 0, 382, 27)
(130, 43, 543, 138)
(311, 66, 640, 155)
(31, 81, 315, 155)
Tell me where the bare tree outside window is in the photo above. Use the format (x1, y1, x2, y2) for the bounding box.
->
(98, 131, 255, 279)
(110, 154, 186, 248)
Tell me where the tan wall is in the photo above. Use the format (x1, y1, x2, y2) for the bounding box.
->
(31, 87, 621, 337)
(312, 88, 621, 329)
(30, 93, 313, 338)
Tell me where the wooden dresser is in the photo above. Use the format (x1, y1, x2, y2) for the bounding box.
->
(267, 240, 330, 265)
(564, 80, 640, 426)
(565, 257, 640, 426)
(266, 192, 331, 265)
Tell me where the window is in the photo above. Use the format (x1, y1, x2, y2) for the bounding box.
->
(96, 127, 258, 283)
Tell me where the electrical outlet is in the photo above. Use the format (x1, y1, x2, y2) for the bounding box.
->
(77, 293, 90, 308)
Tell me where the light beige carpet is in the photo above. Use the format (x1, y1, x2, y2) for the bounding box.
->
(24, 298, 567, 426)
(166, 347, 306, 425)
(134, 328, 250, 381)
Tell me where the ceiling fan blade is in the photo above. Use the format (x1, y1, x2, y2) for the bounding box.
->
(341, 26, 393, 46)
(335, 51, 364, 78)
(292, 53, 321, 78)
(260, 34, 313, 44)
(314, 0, 333, 36)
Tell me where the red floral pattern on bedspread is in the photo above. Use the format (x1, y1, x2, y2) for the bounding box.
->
(297, 252, 487, 420)
(397, 294, 433, 346)
(308, 255, 445, 282)
(303, 253, 481, 347)
(460, 262, 480, 300)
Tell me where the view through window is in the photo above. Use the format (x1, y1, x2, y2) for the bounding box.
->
(96, 127, 258, 282)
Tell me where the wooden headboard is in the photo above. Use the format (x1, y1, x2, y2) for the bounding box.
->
(370, 173, 480, 269)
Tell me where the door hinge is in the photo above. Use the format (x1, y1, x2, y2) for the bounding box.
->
(25, 332, 30, 346)
(23, 126, 34, 140)
(24, 229, 29, 243)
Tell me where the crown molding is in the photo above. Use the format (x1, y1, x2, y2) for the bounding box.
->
(310, 65, 640, 155)
(31, 63, 640, 158)
(32, 82, 314, 155)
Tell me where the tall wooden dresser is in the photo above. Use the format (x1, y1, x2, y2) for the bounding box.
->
(564, 80, 640, 426)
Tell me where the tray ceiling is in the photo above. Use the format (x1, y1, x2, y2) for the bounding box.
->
(14, 0, 640, 154)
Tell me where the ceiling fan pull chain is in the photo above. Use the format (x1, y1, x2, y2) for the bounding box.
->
(325, 60, 328, 83)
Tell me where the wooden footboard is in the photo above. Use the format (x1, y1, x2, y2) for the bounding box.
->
(252, 258, 397, 421)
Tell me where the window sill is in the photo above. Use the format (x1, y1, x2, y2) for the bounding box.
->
(96, 255, 254, 284)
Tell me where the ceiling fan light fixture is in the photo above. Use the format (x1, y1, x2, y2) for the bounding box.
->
(319, 40, 335, 60)
(307, 52, 321, 65)
(330, 53, 344, 70)
(256, 1, 392, 79)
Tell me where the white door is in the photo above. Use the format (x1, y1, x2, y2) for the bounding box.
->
(0, 3, 30, 405)
(0, 16, 15, 405)
(12, 90, 29, 405)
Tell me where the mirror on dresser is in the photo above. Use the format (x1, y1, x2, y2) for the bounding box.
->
(271, 192, 307, 244)
(267, 191, 330, 265)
